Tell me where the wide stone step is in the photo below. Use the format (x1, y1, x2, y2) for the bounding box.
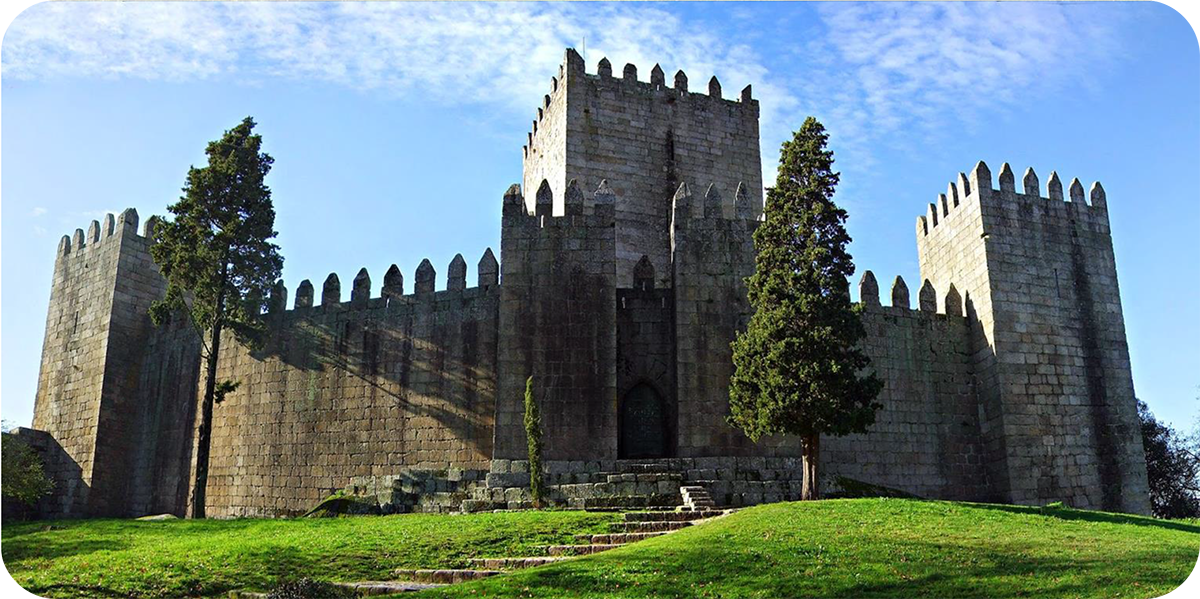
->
(231, 581, 445, 599)
(569, 495, 681, 509)
(576, 531, 669, 544)
(606, 472, 684, 483)
(623, 510, 725, 522)
(343, 581, 448, 595)
(609, 520, 693, 533)
(617, 461, 684, 473)
(469, 556, 567, 570)
(392, 569, 503, 584)
(545, 543, 623, 556)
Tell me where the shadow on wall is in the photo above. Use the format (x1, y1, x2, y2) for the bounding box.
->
(209, 263, 500, 480)
(4, 428, 87, 520)
(130, 317, 203, 519)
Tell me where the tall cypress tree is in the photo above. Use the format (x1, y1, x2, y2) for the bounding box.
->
(729, 117, 882, 500)
(524, 376, 545, 508)
(149, 117, 283, 518)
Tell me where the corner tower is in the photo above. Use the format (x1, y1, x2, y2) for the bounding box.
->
(32, 209, 166, 516)
(522, 48, 762, 287)
(917, 162, 1149, 514)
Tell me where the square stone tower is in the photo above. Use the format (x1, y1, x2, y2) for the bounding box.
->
(496, 49, 766, 461)
(32, 210, 165, 516)
(522, 48, 763, 287)
(917, 161, 1150, 513)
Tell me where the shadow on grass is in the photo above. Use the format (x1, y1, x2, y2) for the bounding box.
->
(1, 535, 131, 562)
(967, 502, 1200, 535)
(20, 583, 132, 598)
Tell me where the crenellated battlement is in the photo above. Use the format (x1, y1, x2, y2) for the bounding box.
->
(53, 208, 159, 260)
(856, 270, 966, 318)
(669, 180, 761, 223)
(522, 49, 756, 160)
(274, 248, 500, 315)
(917, 161, 1110, 240)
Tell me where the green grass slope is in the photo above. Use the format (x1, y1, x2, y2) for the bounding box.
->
(0, 510, 617, 598)
(420, 499, 1200, 599)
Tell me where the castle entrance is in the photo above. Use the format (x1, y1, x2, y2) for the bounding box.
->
(619, 384, 666, 459)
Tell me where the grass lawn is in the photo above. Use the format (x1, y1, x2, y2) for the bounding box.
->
(0, 510, 618, 598)
(2, 499, 1197, 599)
(419, 499, 1200, 599)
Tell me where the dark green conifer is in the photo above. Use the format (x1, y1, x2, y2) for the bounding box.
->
(524, 376, 545, 508)
(729, 117, 883, 500)
(149, 117, 283, 518)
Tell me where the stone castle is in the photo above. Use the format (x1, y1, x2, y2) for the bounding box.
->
(20, 49, 1150, 518)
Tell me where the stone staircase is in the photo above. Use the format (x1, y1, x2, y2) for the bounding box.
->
(232, 507, 734, 596)
(680, 485, 716, 510)
(468, 508, 731, 572)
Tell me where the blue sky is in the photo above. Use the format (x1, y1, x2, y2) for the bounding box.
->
(2, 2, 1197, 431)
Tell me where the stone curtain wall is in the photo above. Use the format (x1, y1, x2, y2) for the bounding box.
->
(822, 274, 988, 500)
(495, 182, 618, 461)
(127, 318, 201, 517)
(918, 162, 1149, 513)
(199, 259, 500, 518)
(31, 209, 164, 517)
(526, 49, 762, 289)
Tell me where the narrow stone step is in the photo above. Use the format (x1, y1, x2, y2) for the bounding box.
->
(609, 520, 693, 533)
(576, 531, 669, 544)
(545, 543, 623, 556)
(624, 510, 724, 522)
(469, 556, 567, 570)
(392, 569, 503, 584)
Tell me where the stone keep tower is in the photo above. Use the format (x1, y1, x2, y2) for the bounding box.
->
(916, 161, 1149, 513)
(521, 49, 762, 287)
(496, 49, 766, 461)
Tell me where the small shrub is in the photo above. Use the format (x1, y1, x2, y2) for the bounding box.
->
(1, 433, 54, 506)
(1139, 399, 1200, 518)
(266, 578, 356, 599)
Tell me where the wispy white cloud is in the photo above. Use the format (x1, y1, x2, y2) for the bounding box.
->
(2, 3, 785, 112)
(3, 2, 1127, 186)
(30, 207, 46, 217)
(803, 2, 1126, 169)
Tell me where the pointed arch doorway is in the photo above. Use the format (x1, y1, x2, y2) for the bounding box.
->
(619, 383, 667, 459)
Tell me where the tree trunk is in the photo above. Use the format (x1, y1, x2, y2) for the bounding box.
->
(801, 433, 820, 500)
(191, 300, 224, 519)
